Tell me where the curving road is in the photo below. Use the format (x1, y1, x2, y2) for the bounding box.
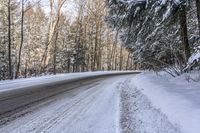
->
(0, 74, 134, 133)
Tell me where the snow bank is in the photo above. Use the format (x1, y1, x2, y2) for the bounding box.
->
(132, 72, 200, 133)
(188, 46, 200, 64)
(120, 79, 180, 133)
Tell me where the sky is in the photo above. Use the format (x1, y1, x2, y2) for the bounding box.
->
(32, 0, 77, 18)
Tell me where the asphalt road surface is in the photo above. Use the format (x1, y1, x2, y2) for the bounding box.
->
(0, 74, 134, 133)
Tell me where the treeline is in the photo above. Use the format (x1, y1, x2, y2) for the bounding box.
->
(106, 0, 200, 76)
(0, 0, 135, 80)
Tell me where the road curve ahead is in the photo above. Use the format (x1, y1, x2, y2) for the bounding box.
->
(0, 74, 135, 133)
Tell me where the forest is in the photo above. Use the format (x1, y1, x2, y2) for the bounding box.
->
(0, 0, 135, 80)
(1, 0, 200, 80)
(106, 0, 200, 77)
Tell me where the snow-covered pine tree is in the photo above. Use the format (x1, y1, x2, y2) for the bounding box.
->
(106, 0, 197, 74)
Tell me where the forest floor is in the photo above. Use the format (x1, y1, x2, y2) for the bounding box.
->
(0, 71, 199, 133)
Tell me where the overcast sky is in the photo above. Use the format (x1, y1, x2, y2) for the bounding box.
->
(31, 0, 77, 18)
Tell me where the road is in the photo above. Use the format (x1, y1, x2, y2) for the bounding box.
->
(0, 74, 133, 133)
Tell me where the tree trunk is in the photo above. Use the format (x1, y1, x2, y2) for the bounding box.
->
(111, 30, 118, 70)
(94, 23, 99, 71)
(130, 57, 133, 70)
(25, 60, 27, 78)
(16, 0, 25, 79)
(40, 0, 63, 73)
(126, 52, 130, 70)
(196, 0, 200, 35)
(106, 30, 111, 70)
(53, 32, 59, 75)
(97, 22, 102, 70)
(119, 44, 123, 70)
(114, 55, 117, 70)
(179, 6, 190, 63)
(8, 0, 12, 79)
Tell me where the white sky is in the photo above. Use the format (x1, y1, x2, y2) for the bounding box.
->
(32, 0, 77, 19)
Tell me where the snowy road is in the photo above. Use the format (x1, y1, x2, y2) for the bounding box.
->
(0, 72, 183, 133)
(0, 75, 131, 133)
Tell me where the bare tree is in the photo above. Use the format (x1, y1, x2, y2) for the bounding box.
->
(15, 0, 25, 79)
(7, 0, 12, 79)
(40, 0, 67, 74)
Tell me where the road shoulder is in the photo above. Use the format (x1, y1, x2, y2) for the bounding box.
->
(119, 79, 181, 133)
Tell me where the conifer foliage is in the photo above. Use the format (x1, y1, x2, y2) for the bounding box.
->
(106, 0, 200, 75)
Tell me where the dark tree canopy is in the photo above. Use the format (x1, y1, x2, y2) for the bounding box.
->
(106, 0, 198, 75)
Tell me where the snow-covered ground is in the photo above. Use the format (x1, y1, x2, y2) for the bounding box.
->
(1, 71, 199, 133)
(119, 79, 181, 133)
(132, 72, 200, 133)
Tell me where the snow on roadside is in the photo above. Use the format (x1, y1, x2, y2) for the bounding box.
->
(131, 72, 200, 133)
(119, 79, 181, 133)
